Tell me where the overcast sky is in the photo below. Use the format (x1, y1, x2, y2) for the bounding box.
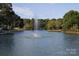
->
(12, 3, 79, 19)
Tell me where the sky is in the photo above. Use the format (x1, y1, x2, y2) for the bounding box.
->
(12, 3, 79, 19)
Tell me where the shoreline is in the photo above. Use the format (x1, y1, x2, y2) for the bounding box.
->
(14, 29, 79, 34)
(1, 29, 79, 35)
(48, 30, 63, 32)
(48, 30, 79, 34)
(64, 31, 79, 34)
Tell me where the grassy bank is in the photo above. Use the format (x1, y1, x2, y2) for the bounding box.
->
(64, 31, 79, 34)
(48, 30, 62, 32)
(48, 29, 79, 34)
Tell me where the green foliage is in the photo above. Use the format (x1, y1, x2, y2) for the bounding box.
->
(63, 10, 79, 31)
(0, 3, 24, 30)
(38, 19, 49, 30)
(23, 18, 34, 30)
(0, 4, 79, 32)
(47, 19, 56, 30)
(46, 18, 63, 30)
(56, 18, 63, 29)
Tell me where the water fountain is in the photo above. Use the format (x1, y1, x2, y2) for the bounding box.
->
(33, 18, 40, 38)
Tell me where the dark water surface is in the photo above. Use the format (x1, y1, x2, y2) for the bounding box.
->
(0, 31, 79, 56)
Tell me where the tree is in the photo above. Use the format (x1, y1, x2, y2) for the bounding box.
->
(38, 19, 49, 30)
(0, 3, 24, 30)
(23, 19, 33, 30)
(63, 10, 79, 31)
(0, 3, 15, 29)
(56, 18, 63, 29)
(47, 19, 56, 30)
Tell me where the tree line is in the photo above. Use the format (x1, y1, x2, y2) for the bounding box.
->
(24, 10, 79, 32)
(0, 3, 79, 32)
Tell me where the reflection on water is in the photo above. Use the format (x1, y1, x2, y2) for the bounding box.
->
(0, 31, 79, 55)
(0, 34, 14, 56)
(63, 34, 79, 56)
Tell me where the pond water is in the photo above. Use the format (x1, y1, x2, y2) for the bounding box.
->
(0, 30, 79, 56)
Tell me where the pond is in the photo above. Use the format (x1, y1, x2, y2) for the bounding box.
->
(0, 30, 79, 56)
